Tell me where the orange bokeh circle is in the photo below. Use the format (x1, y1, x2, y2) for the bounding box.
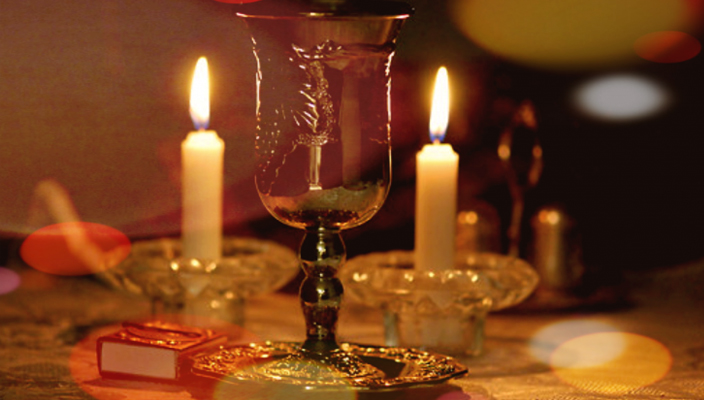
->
(634, 31, 701, 63)
(20, 222, 131, 276)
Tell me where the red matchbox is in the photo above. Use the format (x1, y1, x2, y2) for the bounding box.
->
(97, 320, 226, 381)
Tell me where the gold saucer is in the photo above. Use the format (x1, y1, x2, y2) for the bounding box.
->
(189, 341, 467, 391)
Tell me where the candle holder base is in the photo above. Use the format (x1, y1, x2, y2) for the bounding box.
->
(341, 251, 539, 357)
(393, 310, 487, 357)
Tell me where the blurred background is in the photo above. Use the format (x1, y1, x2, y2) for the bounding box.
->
(1, 0, 703, 277)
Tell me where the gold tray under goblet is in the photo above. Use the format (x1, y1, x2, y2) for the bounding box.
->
(189, 341, 467, 391)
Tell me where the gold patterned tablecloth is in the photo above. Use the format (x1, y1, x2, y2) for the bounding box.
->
(1, 260, 704, 400)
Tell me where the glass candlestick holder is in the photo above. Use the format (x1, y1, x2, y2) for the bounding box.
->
(341, 251, 539, 357)
(97, 236, 299, 328)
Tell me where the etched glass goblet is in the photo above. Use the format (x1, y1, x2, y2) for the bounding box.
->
(237, 0, 411, 385)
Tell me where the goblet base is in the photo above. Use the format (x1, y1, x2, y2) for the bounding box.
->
(190, 341, 467, 390)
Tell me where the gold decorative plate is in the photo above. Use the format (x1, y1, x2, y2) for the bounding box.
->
(189, 341, 468, 391)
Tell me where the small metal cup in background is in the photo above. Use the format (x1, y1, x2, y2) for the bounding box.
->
(529, 205, 584, 292)
(456, 201, 502, 254)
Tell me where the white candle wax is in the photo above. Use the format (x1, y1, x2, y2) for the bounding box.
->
(181, 130, 224, 259)
(181, 57, 223, 260)
(414, 142, 458, 271)
(414, 66, 458, 271)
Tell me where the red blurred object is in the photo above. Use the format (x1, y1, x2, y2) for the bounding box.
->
(213, 0, 261, 3)
(634, 31, 701, 63)
(20, 222, 131, 276)
(97, 321, 226, 382)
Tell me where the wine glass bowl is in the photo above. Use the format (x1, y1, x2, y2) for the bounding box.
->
(262, 184, 389, 230)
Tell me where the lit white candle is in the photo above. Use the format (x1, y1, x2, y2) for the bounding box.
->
(415, 67, 458, 271)
(181, 57, 224, 260)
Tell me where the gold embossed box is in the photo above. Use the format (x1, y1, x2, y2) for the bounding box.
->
(97, 321, 226, 381)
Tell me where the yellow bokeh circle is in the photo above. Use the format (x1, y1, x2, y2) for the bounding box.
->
(450, 0, 690, 70)
(550, 332, 672, 394)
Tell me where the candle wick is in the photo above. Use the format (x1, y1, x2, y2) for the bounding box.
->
(432, 138, 441, 145)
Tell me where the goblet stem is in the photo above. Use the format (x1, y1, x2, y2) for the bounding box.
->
(299, 227, 345, 354)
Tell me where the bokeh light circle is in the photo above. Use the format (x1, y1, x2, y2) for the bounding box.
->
(449, 0, 690, 70)
(551, 332, 672, 394)
(530, 320, 619, 364)
(20, 222, 131, 276)
(0, 267, 21, 294)
(634, 31, 701, 63)
(573, 74, 670, 121)
(550, 331, 626, 368)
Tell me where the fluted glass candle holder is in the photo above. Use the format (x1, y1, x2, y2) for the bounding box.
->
(342, 251, 539, 356)
(98, 237, 299, 327)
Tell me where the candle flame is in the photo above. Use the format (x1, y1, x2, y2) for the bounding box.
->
(429, 66, 450, 143)
(190, 57, 210, 130)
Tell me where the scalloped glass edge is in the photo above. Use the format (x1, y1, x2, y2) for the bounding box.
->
(96, 236, 300, 300)
(341, 251, 539, 313)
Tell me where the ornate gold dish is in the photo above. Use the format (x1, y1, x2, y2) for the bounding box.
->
(190, 341, 467, 390)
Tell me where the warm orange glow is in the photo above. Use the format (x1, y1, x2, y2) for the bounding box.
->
(429, 66, 450, 143)
(517, 101, 537, 129)
(461, 211, 479, 225)
(20, 222, 131, 276)
(69, 319, 262, 400)
(497, 143, 511, 161)
(634, 30, 701, 63)
(551, 332, 672, 394)
(539, 210, 561, 225)
(183, 131, 223, 149)
(190, 57, 210, 130)
(532, 145, 543, 159)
